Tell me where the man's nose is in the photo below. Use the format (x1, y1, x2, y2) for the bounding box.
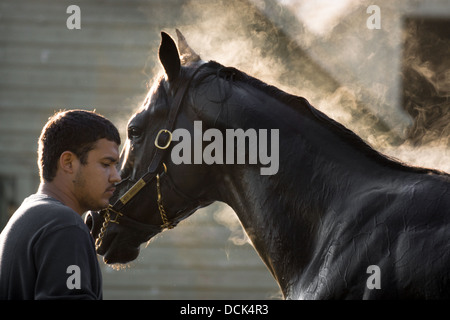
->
(110, 166, 121, 184)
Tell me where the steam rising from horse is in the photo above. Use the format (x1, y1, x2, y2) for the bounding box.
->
(86, 30, 450, 299)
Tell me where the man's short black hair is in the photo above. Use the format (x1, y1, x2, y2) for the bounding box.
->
(38, 109, 121, 182)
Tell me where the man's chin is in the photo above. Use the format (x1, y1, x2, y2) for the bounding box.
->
(100, 196, 113, 208)
(86, 201, 110, 213)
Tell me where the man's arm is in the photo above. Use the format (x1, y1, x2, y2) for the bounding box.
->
(33, 225, 102, 300)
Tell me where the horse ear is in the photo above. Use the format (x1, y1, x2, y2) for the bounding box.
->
(176, 29, 201, 65)
(159, 32, 181, 82)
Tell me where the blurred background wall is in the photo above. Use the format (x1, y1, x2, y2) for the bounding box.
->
(0, 0, 448, 299)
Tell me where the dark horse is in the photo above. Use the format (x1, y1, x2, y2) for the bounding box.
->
(87, 30, 450, 299)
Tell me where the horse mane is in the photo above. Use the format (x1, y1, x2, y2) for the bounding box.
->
(189, 60, 447, 176)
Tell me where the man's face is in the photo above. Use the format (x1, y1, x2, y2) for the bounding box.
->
(73, 138, 121, 212)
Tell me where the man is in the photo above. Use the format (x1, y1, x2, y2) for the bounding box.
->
(0, 110, 121, 299)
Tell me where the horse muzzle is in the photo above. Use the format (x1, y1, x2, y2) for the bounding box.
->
(84, 210, 152, 264)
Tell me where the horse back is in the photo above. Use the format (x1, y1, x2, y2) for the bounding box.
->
(354, 172, 450, 299)
(301, 172, 450, 299)
(387, 173, 450, 299)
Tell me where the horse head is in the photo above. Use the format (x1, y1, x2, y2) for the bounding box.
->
(86, 31, 217, 264)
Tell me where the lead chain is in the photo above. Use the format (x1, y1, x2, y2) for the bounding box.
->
(95, 209, 111, 251)
(156, 173, 173, 229)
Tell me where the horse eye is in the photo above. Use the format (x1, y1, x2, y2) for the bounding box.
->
(128, 126, 142, 139)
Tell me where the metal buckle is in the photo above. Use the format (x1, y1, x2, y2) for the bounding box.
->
(154, 129, 172, 149)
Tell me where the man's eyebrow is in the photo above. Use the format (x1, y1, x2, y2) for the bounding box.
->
(102, 156, 119, 163)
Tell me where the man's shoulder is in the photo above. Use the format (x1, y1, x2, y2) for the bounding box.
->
(5, 194, 87, 236)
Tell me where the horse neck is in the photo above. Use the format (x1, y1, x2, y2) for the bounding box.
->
(191, 78, 393, 296)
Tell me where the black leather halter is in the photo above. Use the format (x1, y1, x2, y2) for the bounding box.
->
(94, 63, 208, 249)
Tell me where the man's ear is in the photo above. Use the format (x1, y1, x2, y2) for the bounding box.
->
(59, 151, 77, 174)
(159, 31, 181, 82)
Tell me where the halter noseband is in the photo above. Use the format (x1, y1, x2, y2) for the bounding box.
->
(94, 63, 208, 251)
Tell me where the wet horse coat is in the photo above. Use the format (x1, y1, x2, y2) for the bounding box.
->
(88, 31, 450, 299)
